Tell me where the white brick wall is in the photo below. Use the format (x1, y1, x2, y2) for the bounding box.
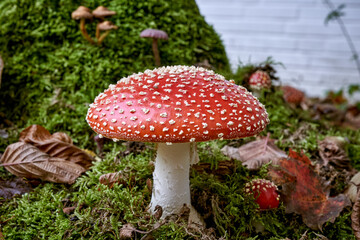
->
(196, 0, 360, 100)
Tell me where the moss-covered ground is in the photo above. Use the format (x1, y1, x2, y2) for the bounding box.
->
(1, 0, 360, 239)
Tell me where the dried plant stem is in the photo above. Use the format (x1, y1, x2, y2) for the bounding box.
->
(324, 0, 360, 78)
(98, 30, 110, 45)
(95, 23, 101, 40)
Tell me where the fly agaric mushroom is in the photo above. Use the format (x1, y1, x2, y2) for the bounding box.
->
(248, 70, 272, 97)
(244, 179, 280, 210)
(92, 6, 116, 39)
(86, 65, 269, 222)
(71, 6, 95, 44)
(140, 29, 169, 67)
(97, 21, 118, 45)
(281, 85, 305, 105)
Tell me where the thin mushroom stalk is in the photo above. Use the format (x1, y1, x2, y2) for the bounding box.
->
(97, 21, 118, 45)
(96, 23, 101, 40)
(98, 30, 111, 45)
(72, 6, 95, 45)
(152, 38, 161, 67)
(140, 29, 168, 67)
(79, 18, 95, 44)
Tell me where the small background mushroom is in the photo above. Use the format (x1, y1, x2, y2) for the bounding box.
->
(248, 70, 272, 97)
(71, 6, 94, 44)
(97, 21, 118, 45)
(92, 6, 116, 40)
(140, 29, 169, 67)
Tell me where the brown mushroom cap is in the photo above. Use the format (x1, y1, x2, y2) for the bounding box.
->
(72, 6, 93, 20)
(86, 66, 269, 143)
(98, 21, 118, 31)
(92, 6, 116, 18)
(140, 29, 168, 40)
(248, 70, 272, 90)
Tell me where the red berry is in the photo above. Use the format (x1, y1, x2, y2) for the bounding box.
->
(245, 179, 280, 210)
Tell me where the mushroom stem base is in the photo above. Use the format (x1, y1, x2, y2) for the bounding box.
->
(150, 142, 191, 217)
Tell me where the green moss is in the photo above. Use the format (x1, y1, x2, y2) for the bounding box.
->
(0, 0, 229, 151)
(0, 184, 70, 239)
(0, 0, 359, 238)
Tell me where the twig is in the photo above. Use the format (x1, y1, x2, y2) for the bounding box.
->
(323, 0, 360, 78)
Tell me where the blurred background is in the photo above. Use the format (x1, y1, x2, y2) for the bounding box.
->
(196, 0, 360, 101)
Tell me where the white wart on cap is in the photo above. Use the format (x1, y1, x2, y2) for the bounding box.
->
(86, 65, 269, 143)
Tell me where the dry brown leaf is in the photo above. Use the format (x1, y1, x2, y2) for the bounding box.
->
(119, 223, 135, 239)
(352, 190, 360, 240)
(344, 106, 360, 130)
(221, 138, 287, 170)
(0, 177, 33, 200)
(318, 136, 350, 169)
(99, 172, 125, 188)
(19, 125, 92, 169)
(62, 206, 76, 215)
(312, 103, 345, 123)
(19, 124, 53, 142)
(0, 142, 86, 184)
(346, 172, 360, 202)
(52, 132, 73, 144)
(192, 160, 235, 178)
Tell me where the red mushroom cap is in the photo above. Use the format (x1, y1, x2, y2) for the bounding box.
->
(281, 85, 305, 104)
(248, 70, 272, 90)
(86, 66, 269, 143)
(245, 179, 280, 210)
(140, 29, 168, 40)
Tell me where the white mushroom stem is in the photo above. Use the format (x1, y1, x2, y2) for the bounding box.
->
(150, 142, 191, 217)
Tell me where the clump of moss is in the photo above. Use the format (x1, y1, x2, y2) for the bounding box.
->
(0, 0, 229, 151)
(1, 89, 359, 239)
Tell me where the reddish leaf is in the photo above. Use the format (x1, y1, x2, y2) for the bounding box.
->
(268, 149, 351, 230)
